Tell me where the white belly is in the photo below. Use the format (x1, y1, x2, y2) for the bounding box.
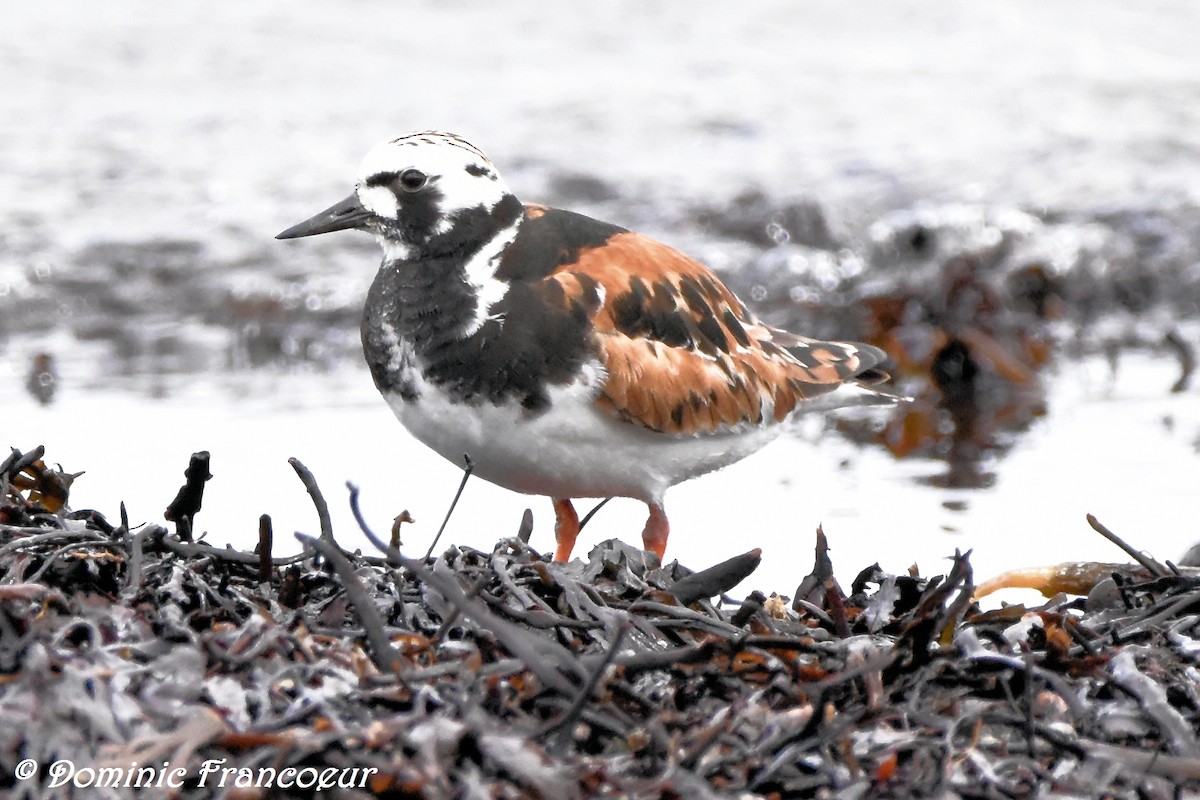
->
(385, 379, 780, 504)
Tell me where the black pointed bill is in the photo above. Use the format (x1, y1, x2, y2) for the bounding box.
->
(276, 193, 373, 239)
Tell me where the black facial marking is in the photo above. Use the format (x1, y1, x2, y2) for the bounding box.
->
(365, 171, 399, 188)
(465, 163, 496, 180)
(366, 169, 429, 193)
(367, 166, 517, 247)
(430, 193, 522, 256)
(388, 184, 445, 244)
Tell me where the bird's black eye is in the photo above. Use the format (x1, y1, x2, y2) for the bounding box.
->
(398, 169, 427, 192)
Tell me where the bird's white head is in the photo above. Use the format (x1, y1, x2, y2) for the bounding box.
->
(277, 131, 517, 259)
(356, 132, 512, 235)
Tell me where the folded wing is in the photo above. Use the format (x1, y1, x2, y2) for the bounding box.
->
(539, 231, 888, 435)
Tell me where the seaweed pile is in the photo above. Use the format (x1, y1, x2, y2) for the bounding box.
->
(3, 446, 1200, 798)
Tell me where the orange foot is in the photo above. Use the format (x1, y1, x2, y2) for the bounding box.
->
(642, 503, 669, 561)
(552, 498, 579, 562)
(553, 499, 670, 563)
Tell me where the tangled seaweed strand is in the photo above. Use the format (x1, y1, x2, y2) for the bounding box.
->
(2, 445, 1200, 798)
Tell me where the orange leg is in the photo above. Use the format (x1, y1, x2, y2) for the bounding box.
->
(642, 503, 669, 561)
(552, 498, 579, 562)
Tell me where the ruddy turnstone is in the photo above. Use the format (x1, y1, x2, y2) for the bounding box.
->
(278, 132, 890, 562)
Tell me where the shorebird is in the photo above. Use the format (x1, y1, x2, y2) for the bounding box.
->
(278, 132, 889, 562)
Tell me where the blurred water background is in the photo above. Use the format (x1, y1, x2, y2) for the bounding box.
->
(3, 1, 1200, 599)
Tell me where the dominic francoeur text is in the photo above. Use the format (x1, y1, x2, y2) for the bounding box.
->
(17, 757, 379, 791)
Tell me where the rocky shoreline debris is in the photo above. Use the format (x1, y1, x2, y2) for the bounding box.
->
(3, 445, 1200, 798)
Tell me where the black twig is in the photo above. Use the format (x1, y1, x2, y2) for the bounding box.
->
(156, 528, 309, 567)
(516, 509, 533, 544)
(434, 574, 491, 641)
(123, 527, 149, 599)
(164, 451, 212, 541)
(423, 454, 474, 560)
(730, 591, 766, 628)
(395, 551, 580, 693)
(548, 619, 632, 753)
(391, 511, 412, 550)
(11, 445, 47, 476)
(257, 515, 273, 584)
(1086, 514, 1169, 577)
(577, 497, 612, 532)
(346, 481, 396, 563)
(1107, 649, 1200, 758)
(0, 447, 23, 479)
(289, 458, 334, 544)
(1165, 329, 1195, 393)
(296, 532, 402, 675)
